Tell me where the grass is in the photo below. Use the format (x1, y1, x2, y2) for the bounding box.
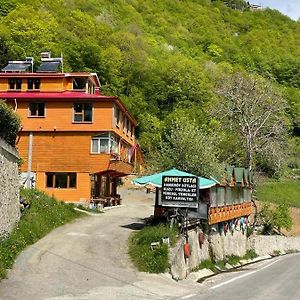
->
(193, 249, 258, 273)
(0, 188, 83, 279)
(256, 180, 300, 207)
(128, 224, 178, 273)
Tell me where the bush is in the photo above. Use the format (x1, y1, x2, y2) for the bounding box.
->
(0, 189, 83, 279)
(128, 225, 177, 273)
(258, 202, 292, 234)
(0, 101, 20, 147)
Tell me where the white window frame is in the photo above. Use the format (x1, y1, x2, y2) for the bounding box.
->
(91, 132, 120, 154)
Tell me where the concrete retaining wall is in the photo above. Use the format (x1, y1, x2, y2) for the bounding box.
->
(0, 138, 20, 237)
(170, 228, 300, 280)
(248, 235, 300, 256)
(170, 229, 210, 280)
(210, 230, 248, 261)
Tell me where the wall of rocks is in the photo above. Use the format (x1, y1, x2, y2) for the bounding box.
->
(0, 138, 20, 237)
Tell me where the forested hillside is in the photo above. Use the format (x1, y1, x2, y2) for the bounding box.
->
(0, 0, 299, 177)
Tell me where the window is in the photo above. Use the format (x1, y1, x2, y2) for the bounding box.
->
(91, 133, 119, 154)
(126, 145, 131, 162)
(73, 103, 93, 122)
(27, 78, 40, 90)
(46, 172, 76, 188)
(123, 116, 127, 133)
(8, 78, 22, 90)
(128, 122, 131, 136)
(114, 106, 121, 128)
(73, 78, 86, 90)
(126, 119, 130, 135)
(29, 102, 45, 117)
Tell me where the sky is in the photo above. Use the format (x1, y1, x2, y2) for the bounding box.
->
(257, 0, 300, 20)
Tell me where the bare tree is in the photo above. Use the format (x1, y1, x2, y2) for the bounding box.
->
(215, 72, 288, 175)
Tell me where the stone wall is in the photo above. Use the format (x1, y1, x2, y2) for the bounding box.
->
(0, 138, 20, 237)
(210, 230, 248, 261)
(170, 229, 210, 280)
(248, 235, 300, 256)
(170, 229, 300, 280)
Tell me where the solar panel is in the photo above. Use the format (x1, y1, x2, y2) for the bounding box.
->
(2, 62, 32, 72)
(37, 61, 61, 72)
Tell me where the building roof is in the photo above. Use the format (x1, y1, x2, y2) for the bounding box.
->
(0, 91, 115, 99)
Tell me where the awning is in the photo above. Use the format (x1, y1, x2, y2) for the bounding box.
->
(132, 168, 217, 189)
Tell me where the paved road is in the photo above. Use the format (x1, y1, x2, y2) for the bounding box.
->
(1, 188, 300, 300)
(187, 253, 300, 300)
(0, 189, 197, 300)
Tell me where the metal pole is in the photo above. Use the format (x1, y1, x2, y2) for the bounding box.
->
(27, 131, 33, 188)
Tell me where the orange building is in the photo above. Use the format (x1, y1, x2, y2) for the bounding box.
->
(0, 53, 144, 203)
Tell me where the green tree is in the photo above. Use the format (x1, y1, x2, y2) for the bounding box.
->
(259, 203, 292, 234)
(0, 101, 20, 146)
(149, 115, 223, 177)
(0, 5, 59, 59)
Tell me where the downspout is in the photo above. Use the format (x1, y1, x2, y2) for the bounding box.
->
(26, 131, 33, 188)
(14, 98, 17, 112)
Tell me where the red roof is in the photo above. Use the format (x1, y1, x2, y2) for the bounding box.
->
(0, 91, 117, 100)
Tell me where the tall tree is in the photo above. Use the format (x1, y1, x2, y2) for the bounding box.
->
(215, 72, 288, 175)
(148, 115, 223, 177)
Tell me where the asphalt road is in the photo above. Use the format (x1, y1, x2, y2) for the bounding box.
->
(0, 189, 196, 300)
(186, 253, 300, 300)
(1, 188, 300, 300)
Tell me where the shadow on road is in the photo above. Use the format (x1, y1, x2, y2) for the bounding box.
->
(121, 222, 146, 230)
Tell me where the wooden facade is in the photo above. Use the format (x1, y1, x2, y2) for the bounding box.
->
(0, 55, 144, 202)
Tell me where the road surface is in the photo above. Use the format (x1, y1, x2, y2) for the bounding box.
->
(0, 189, 197, 300)
(1, 188, 300, 299)
(186, 253, 300, 300)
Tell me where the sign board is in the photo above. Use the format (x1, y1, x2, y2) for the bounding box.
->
(161, 176, 199, 208)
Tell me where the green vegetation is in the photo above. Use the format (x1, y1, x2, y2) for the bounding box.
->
(0, 189, 83, 279)
(195, 259, 218, 272)
(128, 224, 177, 273)
(0, 101, 20, 146)
(256, 180, 300, 208)
(194, 249, 258, 273)
(0, 0, 299, 177)
(258, 202, 292, 234)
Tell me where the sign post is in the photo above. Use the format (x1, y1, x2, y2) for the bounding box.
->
(161, 176, 199, 208)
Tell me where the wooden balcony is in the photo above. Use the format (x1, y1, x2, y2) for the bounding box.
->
(209, 202, 253, 225)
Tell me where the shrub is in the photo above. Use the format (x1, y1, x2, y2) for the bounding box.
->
(0, 101, 20, 146)
(128, 224, 177, 273)
(243, 249, 258, 260)
(258, 202, 292, 234)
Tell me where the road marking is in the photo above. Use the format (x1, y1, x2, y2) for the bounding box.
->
(210, 258, 281, 290)
(181, 294, 197, 299)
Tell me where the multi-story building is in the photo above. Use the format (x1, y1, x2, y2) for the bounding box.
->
(0, 53, 144, 203)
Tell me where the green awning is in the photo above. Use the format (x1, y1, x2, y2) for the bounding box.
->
(132, 168, 217, 189)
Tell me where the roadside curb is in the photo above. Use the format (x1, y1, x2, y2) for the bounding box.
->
(74, 207, 103, 216)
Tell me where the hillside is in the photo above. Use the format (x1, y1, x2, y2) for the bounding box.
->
(0, 0, 299, 177)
